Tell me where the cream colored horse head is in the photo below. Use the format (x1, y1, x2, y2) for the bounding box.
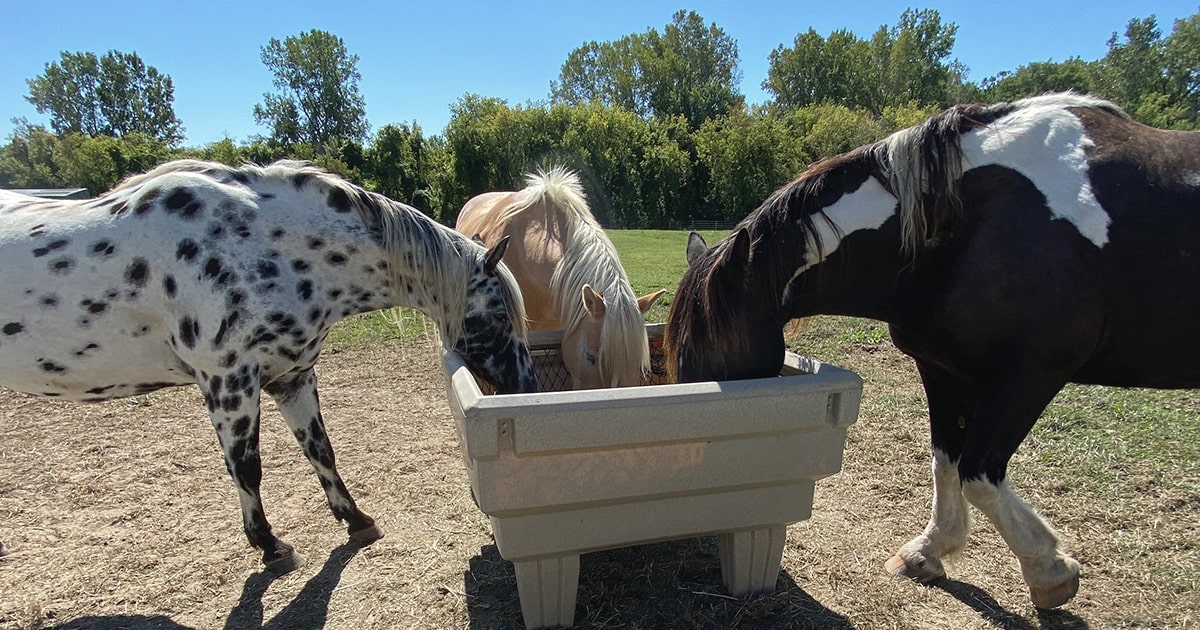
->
(456, 165, 666, 389)
(562, 285, 666, 389)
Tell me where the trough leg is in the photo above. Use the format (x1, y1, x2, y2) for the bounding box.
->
(719, 526, 787, 596)
(513, 554, 580, 629)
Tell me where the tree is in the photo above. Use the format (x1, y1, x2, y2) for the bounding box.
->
(253, 30, 369, 152)
(551, 10, 742, 129)
(765, 9, 963, 114)
(1092, 13, 1200, 129)
(764, 29, 873, 109)
(25, 51, 184, 145)
(981, 58, 1096, 102)
(365, 122, 442, 209)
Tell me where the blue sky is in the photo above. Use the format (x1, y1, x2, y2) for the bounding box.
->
(1, 1, 1197, 146)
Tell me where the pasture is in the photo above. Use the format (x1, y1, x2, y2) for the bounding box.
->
(2, 229, 1198, 629)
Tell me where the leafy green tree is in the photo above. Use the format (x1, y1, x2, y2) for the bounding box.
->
(981, 58, 1096, 102)
(551, 10, 742, 128)
(25, 50, 184, 145)
(766, 9, 963, 114)
(1092, 13, 1200, 128)
(253, 30, 369, 153)
(0, 121, 64, 188)
(765, 29, 873, 109)
(696, 108, 795, 221)
(1, 122, 175, 194)
(869, 9, 961, 110)
(365, 122, 442, 209)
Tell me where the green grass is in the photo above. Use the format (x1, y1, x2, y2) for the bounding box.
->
(606, 229, 728, 323)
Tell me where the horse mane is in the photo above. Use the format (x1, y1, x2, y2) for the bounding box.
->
(112, 159, 528, 347)
(507, 165, 650, 383)
(877, 91, 1128, 256)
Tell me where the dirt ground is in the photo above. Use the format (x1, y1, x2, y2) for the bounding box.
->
(1, 337, 1197, 630)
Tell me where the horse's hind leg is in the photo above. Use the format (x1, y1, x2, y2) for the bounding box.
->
(199, 364, 304, 574)
(265, 368, 383, 543)
(957, 368, 1081, 609)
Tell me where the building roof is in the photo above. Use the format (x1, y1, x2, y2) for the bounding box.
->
(7, 188, 91, 200)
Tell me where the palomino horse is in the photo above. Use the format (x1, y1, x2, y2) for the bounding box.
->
(666, 93, 1200, 609)
(457, 166, 664, 389)
(0, 159, 536, 573)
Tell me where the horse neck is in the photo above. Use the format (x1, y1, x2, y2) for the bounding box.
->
(372, 201, 469, 344)
(779, 206, 907, 322)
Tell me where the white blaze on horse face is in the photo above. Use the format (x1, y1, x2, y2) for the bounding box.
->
(791, 176, 896, 278)
(960, 104, 1110, 248)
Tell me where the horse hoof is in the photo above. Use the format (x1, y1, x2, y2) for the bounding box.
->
(264, 550, 306, 575)
(1030, 574, 1080, 609)
(349, 523, 384, 543)
(885, 553, 945, 584)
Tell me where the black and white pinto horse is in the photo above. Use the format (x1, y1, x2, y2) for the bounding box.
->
(666, 93, 1200, 608)
(0, 159, 536, 573)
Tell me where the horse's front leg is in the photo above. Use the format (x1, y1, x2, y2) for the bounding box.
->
(887, 361, 973, 583)
(199, 364, 304, 574)
(264, 367, 383, 543)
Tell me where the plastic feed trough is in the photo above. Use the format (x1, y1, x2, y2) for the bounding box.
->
(441, 325, 862, 629)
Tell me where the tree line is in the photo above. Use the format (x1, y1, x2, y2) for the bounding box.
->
(3, 9, 1198, 227)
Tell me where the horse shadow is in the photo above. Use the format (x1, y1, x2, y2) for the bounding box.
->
(463, 536, 852, 629)
(37, 540, 364, 630)
(222, 539, 367, 630)
(932, 578, 1090, 630)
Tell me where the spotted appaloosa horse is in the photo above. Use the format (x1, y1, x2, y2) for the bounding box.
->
(457, 166, 664, 389)
(0, 159, 536, 573)
(666, 93, 1200, 608)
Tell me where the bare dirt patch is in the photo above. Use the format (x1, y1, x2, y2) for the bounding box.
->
(2, 338, 1197, 629)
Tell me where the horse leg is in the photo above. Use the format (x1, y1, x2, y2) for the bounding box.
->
(957, 368, 1081, 609)
(264, 368, 382, 543)
(887, 362, 973, 583)
(199, 364, 304, 574)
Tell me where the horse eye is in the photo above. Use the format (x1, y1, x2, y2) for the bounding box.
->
(494, 312, 509, 324)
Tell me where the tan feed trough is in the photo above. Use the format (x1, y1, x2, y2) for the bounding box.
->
(441, 324, 862, 629)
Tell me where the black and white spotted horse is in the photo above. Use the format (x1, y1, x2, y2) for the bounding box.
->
(0, 159, 536, 573)
(667, 93, 1200, 608)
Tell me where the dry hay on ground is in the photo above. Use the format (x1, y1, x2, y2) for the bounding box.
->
(1, 339, 1197, 629)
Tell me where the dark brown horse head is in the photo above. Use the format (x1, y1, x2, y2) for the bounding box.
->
(665, 229, 786, 383)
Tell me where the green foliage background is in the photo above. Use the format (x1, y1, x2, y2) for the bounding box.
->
(4, 9, 1199, 228)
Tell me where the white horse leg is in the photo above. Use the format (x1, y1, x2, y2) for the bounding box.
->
(264, 368, 382, 543)
(887, 448, 971, 582)
(962, 478, 1080, 608)
(199, 363, 304, 574)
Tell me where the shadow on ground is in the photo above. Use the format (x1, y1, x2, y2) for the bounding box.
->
(464, 536, 852, 630)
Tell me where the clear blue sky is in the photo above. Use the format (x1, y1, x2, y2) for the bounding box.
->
(2, 1, 1196, 146)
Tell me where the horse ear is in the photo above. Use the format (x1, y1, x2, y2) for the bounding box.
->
(637, 289, 667, 314)
(483, 235, 510, 272)
(718, 228, 752, 274)
(581, 284, 606, 319)
(685, 232, 708, 267)
(471, 233, 485, 246)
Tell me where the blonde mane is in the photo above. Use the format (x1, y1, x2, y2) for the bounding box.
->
(505, 166, 649, 384)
